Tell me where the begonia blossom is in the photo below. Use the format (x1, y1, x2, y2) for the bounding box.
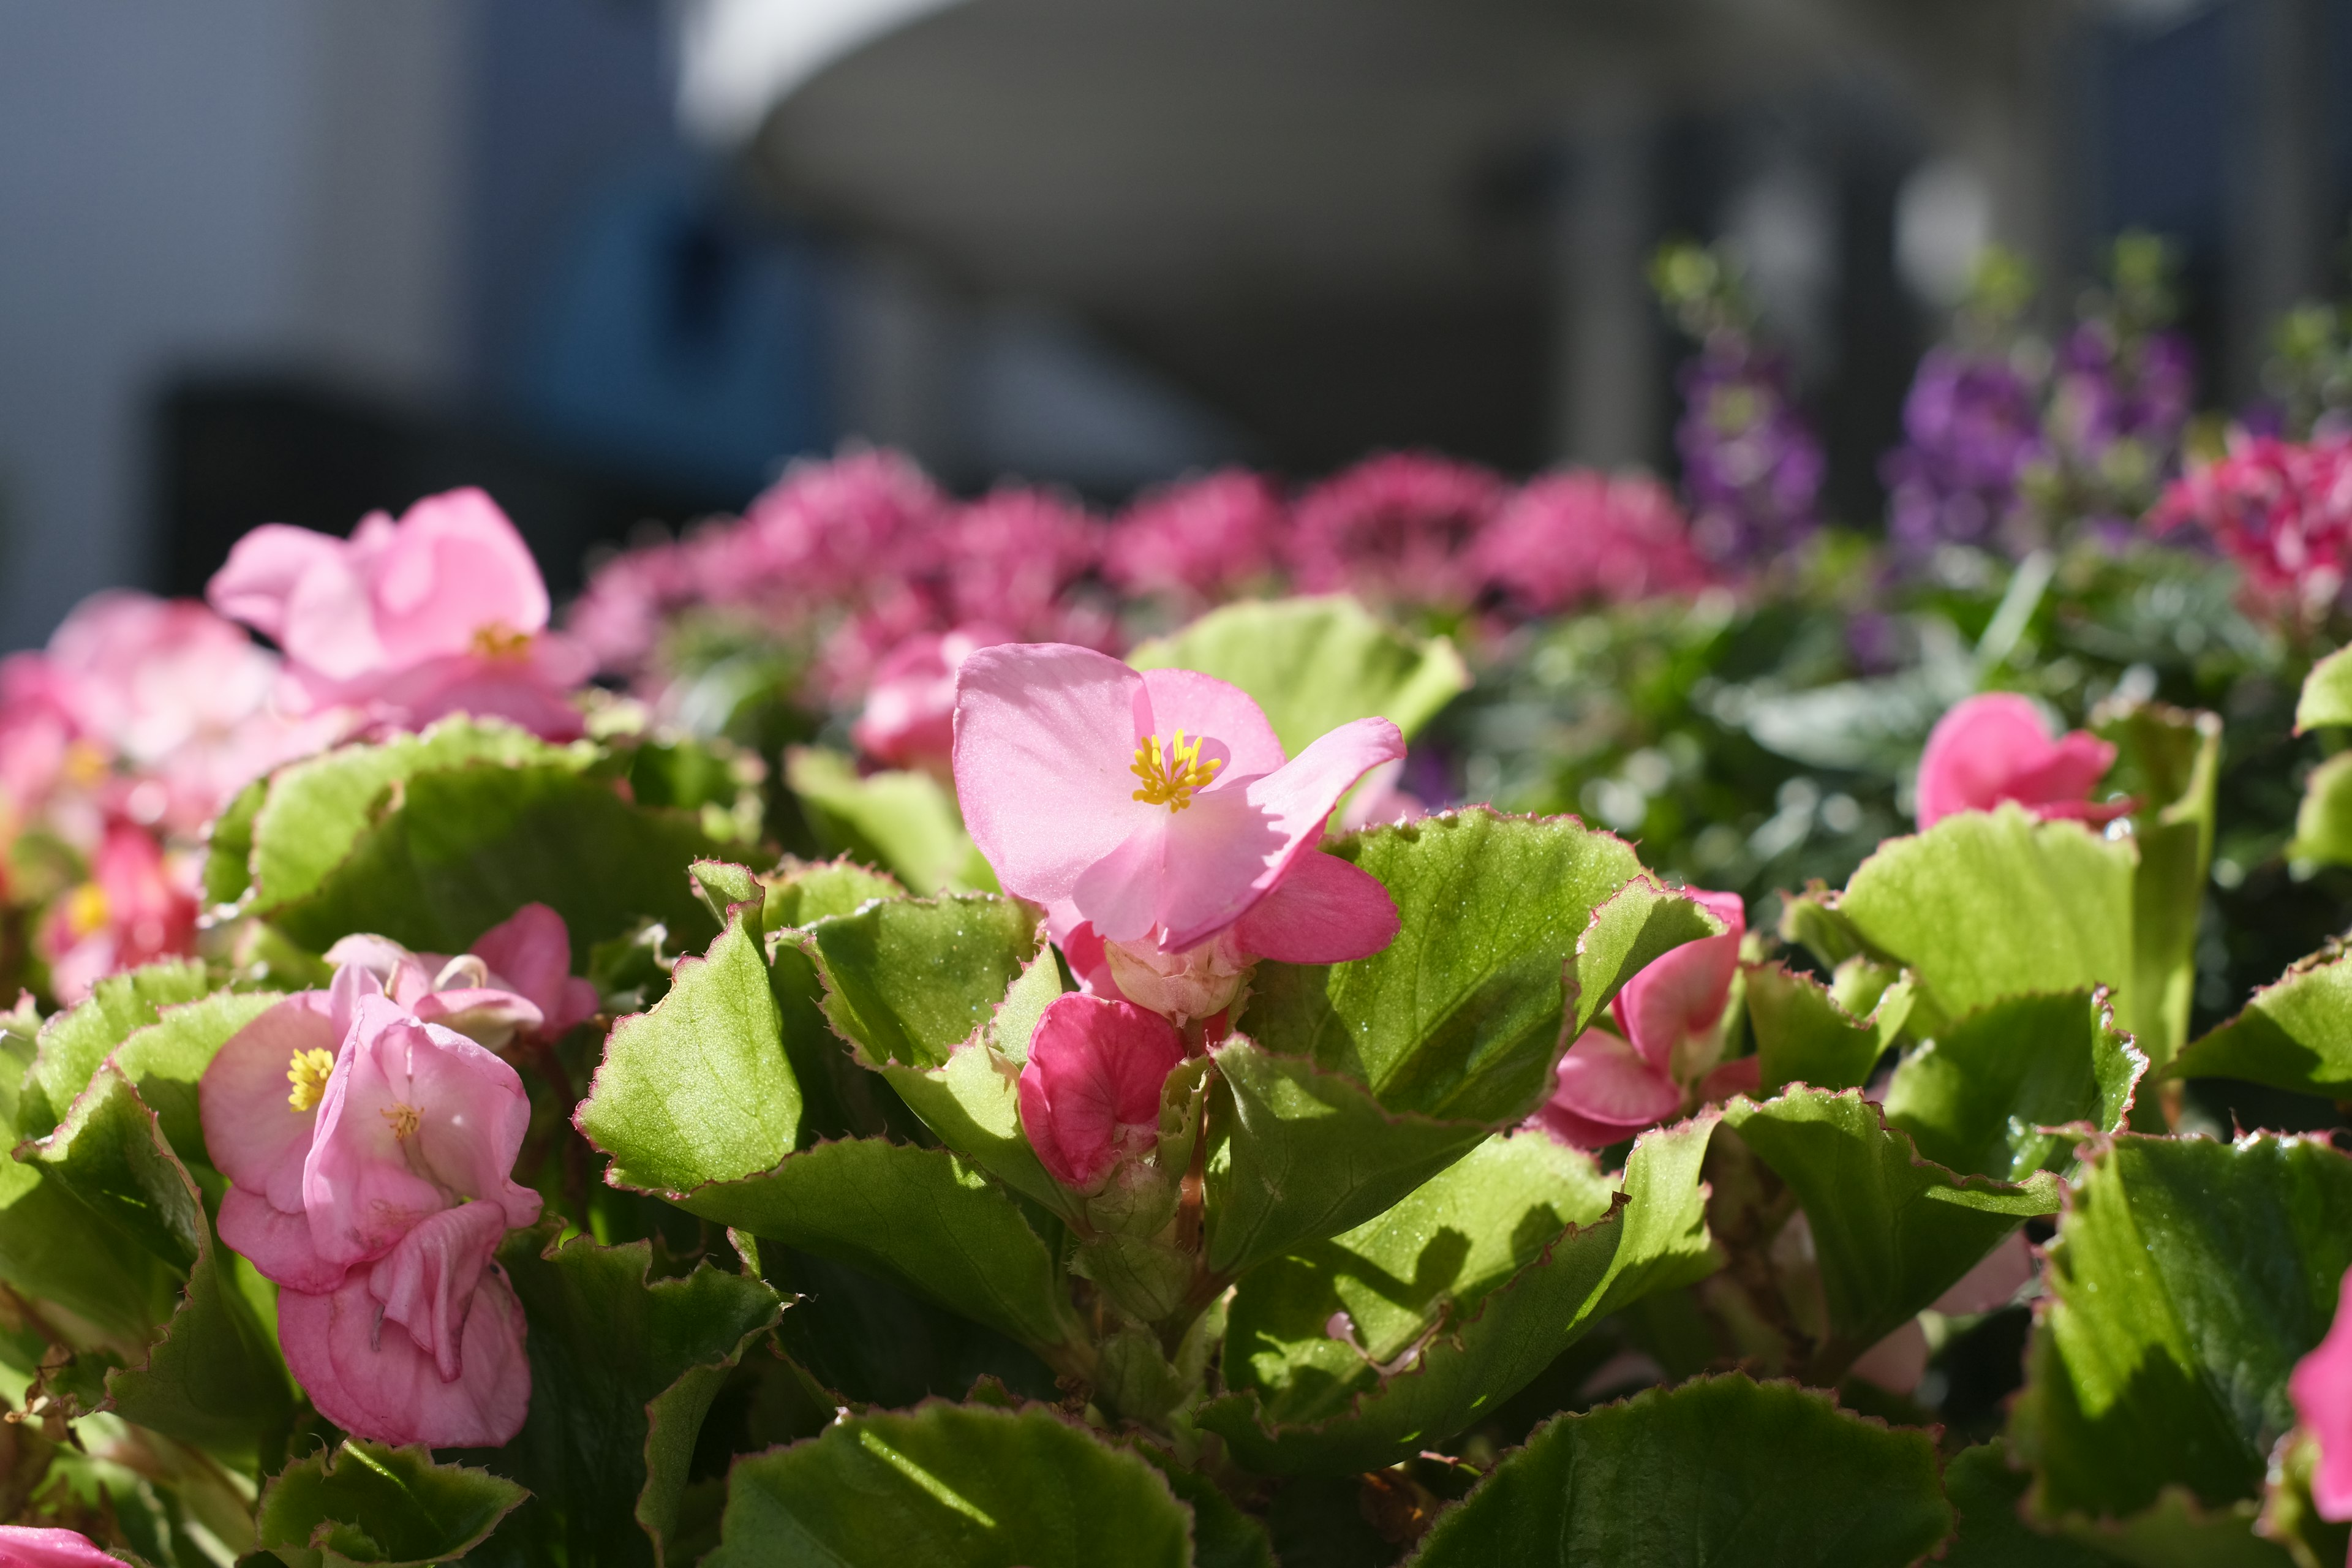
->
(40, 822, 199, 1003)
(1473, 471, 1714, 616)
(1017, 993, 1188, 1193)
(2290, 1264, 2352, 1526)
(1287, 454, 1504, 609)
(323, 902, 596, 1050)
(0, 1526, 124, 1567)
(1532, 887, 1744, 1150)
(208, 488, 593, 740)
(1915, 693, 2125, 829)
(954, 644, 1403, 1021)
(2149, 434, 2352, 617)
(199, 963, 541, 1446)
(1106, 470, 1287, 606)
(851, 627, 1011, 775)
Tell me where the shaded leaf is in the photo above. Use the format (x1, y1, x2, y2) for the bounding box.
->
(1882, 990, 2144, 1183)
(2290, 754, 2352, 870)
(108, 990, 284, 1167)
(257, 1441, 526, 1568)
(1942, 1442, 2124, 1567)
(785, 747, 995, 897)
(1749, 963, 1888, 1095)
(881, 947, 1068, 1212)
(2173, 946, 2352, 1098)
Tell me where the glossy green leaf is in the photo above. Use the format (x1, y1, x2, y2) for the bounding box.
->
(805, 894, 1039, 1071)
(881, 946, 1067, 1211)
(1722, 1088, 2061, 1379)
(1828, 804, 2136, 1026)
(257, 1441, 527, 1568)
(1241, 810, 1719, 1123)
(2296, 645, 2352, 731)
(2171, 946, 2352, 1097)
(1882, 990, 2144, 1182)
(703, 1403, 1193, 1568)
(666, 1139, 1080, 1355)
(203, 775, 267, 907)
(763, 856, 903, 929)
(2290, 754, 2352, 869)
(490, 1227, 785, 1568)
(578, 911, 802, 1194)
(2096, 702, 2220, 1068)
(2008, 1133, 2352, 1522)
(108, 990, 283, 1166)
(1407, 1374, 1953, 1567)
(1126, 594, 1470, 755)
(20, 958, 213, 1139)
(1204, 1118, 1716, 1474)
(785, 747, 996, 896)
(1749, 962, 1888, 1094)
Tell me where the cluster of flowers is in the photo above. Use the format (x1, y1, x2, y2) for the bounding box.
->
(2150, 432, 2352, 619)
(0, 490, 594, 1001)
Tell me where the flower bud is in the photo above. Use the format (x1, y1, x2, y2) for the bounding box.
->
(1017, 994, 1186, 1194)
(1103, 929, 1249, 1024)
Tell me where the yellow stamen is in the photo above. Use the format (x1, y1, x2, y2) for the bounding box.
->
(286, 1048, 336, 1112)
(61, 882, 111, 941)
(381, 1102, 421, 1140)
(61, 741, 108, 791)
(1129, 729, 1223, 812)
(470, 622, 532, 661)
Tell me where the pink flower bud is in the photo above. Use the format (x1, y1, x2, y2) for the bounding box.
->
(1915, 693, 2125, 829)
(1017, 994, 1187, 1193)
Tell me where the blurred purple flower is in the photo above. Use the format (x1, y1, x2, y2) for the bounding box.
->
(1675, 344, 1823, 567)
(1882, 348, 2045, 558)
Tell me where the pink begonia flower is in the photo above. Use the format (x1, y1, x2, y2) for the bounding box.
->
(1531, 888, 1746, 1150)
(717, 447, 948, 610)
(41, 823, 200, 1003)
(1017, 993, 1188, 1191)
(2290, 1264, 2352, 1524)
(1105, 470, 1287, 605)
(851, 627, 1012, 775)
(208, 488, 593, 741)
(2150, 433, 2352, 617)
(1287, 453, 1506, 610)
(323, 903, 597, 1050)
(1472, 470, 1716, 617)
(0, 1526, 125, 1567)
(1915, 693, 2127, 829)
(954, 644, 1404, 1019)
(198, 964, 541, 1446)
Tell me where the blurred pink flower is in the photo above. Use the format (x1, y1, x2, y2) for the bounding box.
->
(1288, 453, 1506, 609)
(567, 538, 697, 678)
(1105, 470, 1286, 605)
(934, 486, 1102, 638)
(1017, 992, 1188, 1192)
(1915, 693, 2125, 829)
(954, 645, 1401, 1021)
(1474, 470, 1715, 616)
(2290, 1264, 2352, 1525)
(208, 488, 592, 741)
(323, 902, 595, 1051)
(722, 447, 948, 609)
(40, 823, 200, 1003)
(1532, 887, 1744, 1150)
(0, 1526, 124, 1567)
(851, 627, 1011, 775)
(2150, 434, 2352, 616)
(198, 964, 541, 1446)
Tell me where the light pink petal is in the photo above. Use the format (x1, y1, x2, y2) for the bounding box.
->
(1917, 693, 2119, 827)
(1156, 717, 1404, 951)
(2290, 1265, 2352, 1520)
(302, 1000, 456, 1269)
(0, 1526, 128, 1568)
(1068, 818, 1172, 946)
(278, 529, 390, 685)
(1232, 846, 1400, 963)
(413, 988, 544, 1051)
(469, 903, 589, 1030)
(369, 489, 551, 665)
(954, 643, 1152, 905)
(277, 1265, 530, 1448)
(366, 1200, 508, 1381)
(1529, 1030, 1684, 1150)
(218, 1185, 344, 1294)
(198, 990, 338, 1207)
(206, 524, 349, 644)
(323, 935, 439, 1008)
(401, 1022, 541, 1227)
(1851, 1317, 1931, 1395)
(1608, 888, 1744, 1072)
(1932, 1228, 2037, 1315)
(1136, 668, 1287, 780)
(361, 654, 586, 741)
(1016, 994, 1187, 1190)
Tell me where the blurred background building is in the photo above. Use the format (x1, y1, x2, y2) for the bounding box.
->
(0, 0, 2346, 647)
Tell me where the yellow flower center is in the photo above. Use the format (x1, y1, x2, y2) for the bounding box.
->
(381, 1101, 421, 1140)
(286, 1048, 336, 1112)
(62, 741, 109, 791)
(1129, 730, 1222, 812)
(471, 622, 532, 662)
(61, 881, 110, 941)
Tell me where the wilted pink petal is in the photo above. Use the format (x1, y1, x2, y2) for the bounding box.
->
(366, 1199, 510, 1382)
(469, 902, 598, 1037)
(1610, 888, 1745, 1074)
(1531, 1030, 1687, 1150)
(2290, 1264, 2352, 1521)
(1101, 928, 1250, 1023)
(1017, 995, 1188, 1191)
(278, 1260, 530, 1448)
(0, 1525, 126, 1567)
(1915, 693, 2124, 828)
(852, 627, 1011, 774)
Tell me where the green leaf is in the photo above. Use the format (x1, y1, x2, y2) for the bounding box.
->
(1136, 1447, 1275, 1568)
(1942, 1442, 2124, 1567)
(1721, 1088, 2060, 1379)
(2171, 946, 2352, 1097)
(665, 1139, 1080, 1355)
(2260, 1431, 2352, 1568)
(1204, 1118, 1716, 1474)
(578, 911, 802, 1194)
(2008, 1132, 2352, 1522)
(489, 1227, 784, 1568)
(1882, 991, 2145, 1183)
(1126, 594, 1470, 755)
(203, 776, 266, 907)
(1748, 962, 1889, 1095)
(28, 1066, 291, 1462)
(2295, 644, 2352, 731)
(763, 857, 903, 930)
(20, 959, 214, 1139)
(785, 747, 996, 896)
(1828, 804, 2136, 1027)
(257, 1441, 526, 1568)
(110, 990, 284, 1166)
(1406, 1374, 1953, 1567)
(703, 1403, 1194, 1568)
(804, 894, 1039, 1071)
(2293, 754, 2352, 870)
(2096, 702, 2220, 1069)
(880, 946, 1068, 1211)
(1240, 810, 1717, 1123)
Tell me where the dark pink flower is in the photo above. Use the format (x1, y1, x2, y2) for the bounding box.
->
(1473, 471, 1715, 616)
(933, 486, 1102, 639)
(1287, 453, 1505, 609)
(1915, 693, 2124, 829)
(1017, 993, 1188, 1191)
(208, 488, 593, 740)
(1105, 470, 1286, 605)
(2150, 434, 2352, 616)
(851, 627, 1012, 775)
(2291, 1264, 2352, 1523)
(1532, 888, 1744, 1150)
(0, 1526, 124, 1567)
(725, 448, 948, 608)
(40, 823, 199, 1003)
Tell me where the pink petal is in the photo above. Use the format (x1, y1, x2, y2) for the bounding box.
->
(398, 1022, 540, 1227)
(2290, 1265, 2352, 1521)
(1232, 846, 1400, 963)
(954, 643, 1153, 906)
(198, 990, 338, 1210)
(218, 1185, 344, 1293)
(1851, 1317, 1930, 1395)
(1932, 1228, 2036, 1315)
(412, 988, 544, 1051)
(1069, 817, 1175, 945)
(1917, 693, 2120, 827)
(323, 935, 440, 1008)
(1047, 906, 1126, 1001)
(1695, 1054, 1762, 1104)
(367, 489, 551, 665)
(206, 524, 348, 644)
(470, 903, 595, 1035)
(1136, 668, 1287, 780)
(0, 1526, 127, 1568)
(277, 1265, 530, 1448)
(1016, 994, 1187, 1190)
(301, 1003, 451, 1269)
(1608, 888, 1744, 1072)
(366, 1200, 508, 1382)
(1530, 1030, 1684, 1150)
